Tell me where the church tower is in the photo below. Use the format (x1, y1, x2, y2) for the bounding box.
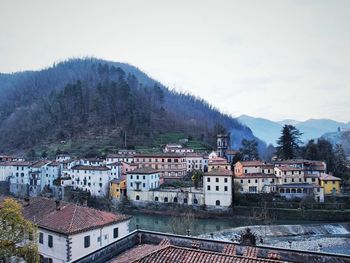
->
(217, 133, 230, 157)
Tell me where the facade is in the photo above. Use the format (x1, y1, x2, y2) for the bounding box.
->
(134, 153, 187, 180)
(21, 197, 131, 263)
(320, 174, 341, 195)
(106, 154, 134, 164)
(69, 165, 112, 197)
(126, 167, 160, 193)
(184, 153, 208, 172)
(234, 161, 273, 176)
(110, 179, 126, 200)
(235, 174, 277, 193)
(203, 168, 233, 207)
(277, 183, 324, 202)
(163, 144, 194, 153)
(208, 157, 230, 171)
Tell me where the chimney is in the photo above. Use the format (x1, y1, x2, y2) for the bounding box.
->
(55, 200, 60, 210)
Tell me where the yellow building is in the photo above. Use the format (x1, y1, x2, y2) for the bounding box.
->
(320, 174, 341, 195)
(110, 179, 126, 199)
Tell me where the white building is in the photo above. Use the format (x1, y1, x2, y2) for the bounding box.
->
(185, 153, 208, 172)
(42, 161, 61, 189)
(106, 154, 134, 164)
(22, 197, 131, 263)
(69, 165, 111, 197)
(126, 167, 160, 194)
(203, 168, 233, 207)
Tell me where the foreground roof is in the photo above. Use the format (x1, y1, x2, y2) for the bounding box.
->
(22, 197, 130, 235)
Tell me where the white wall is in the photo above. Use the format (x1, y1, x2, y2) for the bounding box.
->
(203, 175, 232, 207)
(38, 228, 68, 263)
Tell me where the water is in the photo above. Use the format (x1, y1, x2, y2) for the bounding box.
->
(128, 213, 350, 255)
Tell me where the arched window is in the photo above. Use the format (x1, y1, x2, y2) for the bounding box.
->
(280, 189, 285, 193)
(136, 195, 140, 201)
(291, 189, 296, 193)
(164, 197, 168, 203)
(286, 189, 290, 193)
(297, 189, 302, 193)
(155, 196, 159, 202)
(216, 200, 220, 206)
(193, 199, 198, 204)
(183, 198, 188, 204)
(173, 197, 178, 203)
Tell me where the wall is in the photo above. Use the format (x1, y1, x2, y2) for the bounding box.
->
(38, 228, 68, 263)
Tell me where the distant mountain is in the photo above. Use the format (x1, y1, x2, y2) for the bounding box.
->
(237, 115, 350, 145)
(322, 129, 350, 155)
(0, 58, 263, 156)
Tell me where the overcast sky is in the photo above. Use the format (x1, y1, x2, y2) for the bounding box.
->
(0, 0, 349, 122)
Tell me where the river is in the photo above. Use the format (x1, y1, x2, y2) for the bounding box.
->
(129, 213, 350, 255)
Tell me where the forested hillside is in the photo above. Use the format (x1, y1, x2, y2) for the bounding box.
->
(0, 58, 262, 156)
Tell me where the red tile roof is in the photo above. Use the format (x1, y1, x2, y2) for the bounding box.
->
(22, 197, 130, 235)
(205, 168, 233, 177)
(132, 245, 285, 263)
(238, 161, 265, 167)
(71, 165, 110, 171)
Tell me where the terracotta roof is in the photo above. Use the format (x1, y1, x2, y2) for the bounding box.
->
(205, 168, 232, 177)
(71, 165, 110, 171)
(132, 245, 284, 263)
(275, 166, 304, 172)
(135, 153, 185, 158)
(127, 167, 159, 174)
(22, 197, 130, 235)
(235, 173, 277, 179)
(237, 161, 265, 167)
(320, 174, 341, 181)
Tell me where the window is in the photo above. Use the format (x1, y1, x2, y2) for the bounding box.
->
(216, 178, 219, 182)
(173, 197, 178, 203)
(193, 199, 198, 204)
(224, 178, 228, 183)
(136, 195, 140, 200)
(143, 176, 145, 180)
(39, 232, 44, 244)
(224, 186, 228, 191)
(255, 179, 258, 183)
(216, 200, 220, 206)
(84, 236, 90, 248)
(130, 175, 133, 179)
(136, 175, 139, 180)
(48, 235, 53, 248)
(216, 186, 219, 191)
(207, 177, 210, 182)
(113, 228, 119, 238)
(164, 197, 168, 203)
(143, 183, 146, 188)
(207, 185, 211, 191)
(130, 182, 133, 187)
(240, 180, 243, 184)
(155, 196, 159, 202)
(183, 198, 188, 204)
(248, 186, 257, 193)
(97, 236, 101, 243)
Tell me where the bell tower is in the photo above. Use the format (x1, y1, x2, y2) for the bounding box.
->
(217, 133, 230, 157)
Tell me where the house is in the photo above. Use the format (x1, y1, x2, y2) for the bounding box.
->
(106, 153, 134, 164)
(69, 165, 112, 197)
(234, 161, 273, 176)
(184, 153, 208, 172)
(42, 161, 61, 189)
(277, 183, 324, 202)
(208, 157, 230, 171)
(203, 168, 233, 207)
(134, 153, 187, 180)
(320, 173, 341, 195)
(56, 154, 71, 163)
(110, 179, 126, 200)
(235, 174, 277, 194)
(274, 159, 326, 175)
(9, 161, 33, 197)
(126, 167, 160, 201)
(21, 197, 131, 263)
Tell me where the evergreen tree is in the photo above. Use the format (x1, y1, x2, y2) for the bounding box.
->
(240, 139, 259, 161)
(333, 144, 348, 177)
(276, 125, 302, 160)
(303, 139, 319, 160)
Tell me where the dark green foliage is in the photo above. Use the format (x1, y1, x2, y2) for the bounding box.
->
(240, 139, 259, 161)
(0, 58, 261, 155)
(276, 125, 303, 160)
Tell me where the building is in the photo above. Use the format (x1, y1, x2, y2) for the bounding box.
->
(110, 179, 126, 200)
(277, 183, 324, 202)
(203, 168, 233, 207)
(134, 153, 187, 180)
(226, 149, 240, 164)
(320, 173, 342, 195)
(106, 153, 134, 164)
(235, 174, 277, 194)
(126, 167, 161, 201)
(274, 159, 326, 175)
(184, 153, 208, 172)
(163, 144, 194, 153)
(70, 229, 349, 263)
(21, 197, 131, 263)
(216, 133, 230, 158)
(69, 165, 112, 197)
(9, 161, 33, 197)
(234, 161, 273, 176)
(208, 157, 230, 171)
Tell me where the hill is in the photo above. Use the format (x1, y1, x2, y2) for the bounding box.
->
(0, 58, 263, 157)
(238, 115, 350, 145)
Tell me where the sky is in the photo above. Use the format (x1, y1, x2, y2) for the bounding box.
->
(0, 0, 349, 122)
